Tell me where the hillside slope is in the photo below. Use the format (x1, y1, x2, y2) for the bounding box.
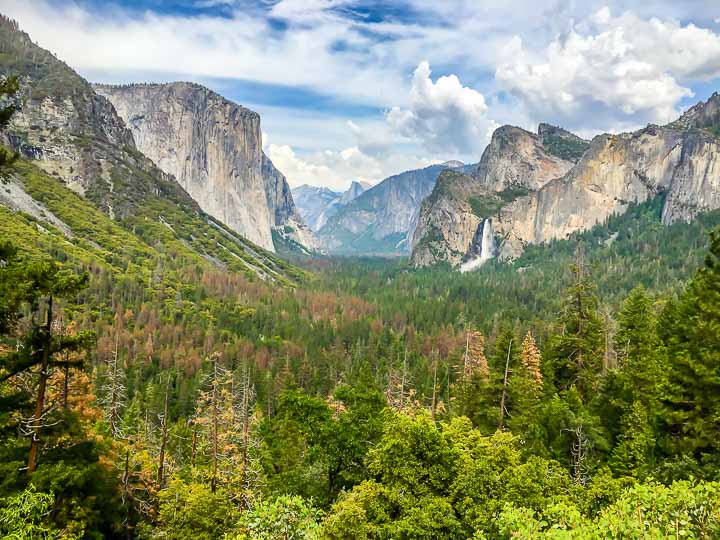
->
(0, 16, 305, 283)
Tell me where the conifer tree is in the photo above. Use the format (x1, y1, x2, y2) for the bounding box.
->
(0, 259, 94, 473)
(0, 75, 19, 169)
(508, 332, 545, 446)
(520, 331, 543, 393)
(549, 256, 605, 399)
(661, 230, 720, 458)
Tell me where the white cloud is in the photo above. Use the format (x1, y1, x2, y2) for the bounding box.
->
(1, 0, 408, 108)
(6, 0, 720, 189)
(496, 7, 720, 132)
(266, 142, 437, 190)
(386, 61, 498, 156)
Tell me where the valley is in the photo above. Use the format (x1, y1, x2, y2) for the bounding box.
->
(2, 6, 720, 540)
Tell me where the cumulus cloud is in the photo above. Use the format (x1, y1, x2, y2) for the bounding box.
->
(496, 7, 720, 132)
(386, 61, 498, 156)
(266, 143, 437, 191)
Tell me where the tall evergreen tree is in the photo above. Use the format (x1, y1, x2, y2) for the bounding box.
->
(0, 74, 19, 169)
(661, 230, 720, 460)
(549, 258, 605, 399)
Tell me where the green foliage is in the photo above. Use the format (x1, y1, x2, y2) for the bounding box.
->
(143, 479, 237, 540)
(497, 480, 720, 538)
(548, 259, 605, 397)
(0, 486, 58, 540)
(661, 229, 720, 462)
(468, 186, 530, 220)
(233, 495, 322, 539)
(541, 133, 590, 162)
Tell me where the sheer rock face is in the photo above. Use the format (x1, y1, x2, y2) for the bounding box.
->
(411, 171, 483, 267)
(496, 119, 720, 259)
(95, 82, 275, 250)
(261, 154, 321, 252)
(0, 21, 192, 221)
(95, 82, 317, 253)
(411, 126, 576, 266)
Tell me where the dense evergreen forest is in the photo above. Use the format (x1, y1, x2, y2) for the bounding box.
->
(3, 83, 720, 539)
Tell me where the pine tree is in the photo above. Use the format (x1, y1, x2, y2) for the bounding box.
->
(549, 256, 605, 399)
(456, 327, 495, 431)
(461, 329, 489, 380)
(508, 332, 545, 447)
(0, 260, 94, 473)
(520, 331, 543, 393)
(0, 75, 19, 169)
(661, 230, 720, 457)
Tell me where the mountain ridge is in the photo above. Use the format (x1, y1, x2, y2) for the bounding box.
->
(411, 95, 720, 268)
(94, 81, 319, 254)
(317, 161, 473, 255)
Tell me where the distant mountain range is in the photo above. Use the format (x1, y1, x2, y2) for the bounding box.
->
(294, 161, 475, 255)
(292, 180, 370, 232)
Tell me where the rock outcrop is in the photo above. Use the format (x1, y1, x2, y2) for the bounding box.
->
(411, 94, 720, 268)
(411, 126, 578, 266)
(95, 82, 317, 253)
(261, 154, 321, 252)
(318, 162, 469, 255)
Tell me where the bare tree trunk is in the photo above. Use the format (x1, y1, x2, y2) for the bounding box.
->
(400, 347, 408, 409)
(156, 376, 170, 490)
(28, 295, 53, 473)
(211, 363, 219, 493)
(241, 368, 249, 490)
(430, 353, 438, 420)
(498, 339, 513, 430)
(191, 424, 198, 468)
(63, 361, 69, 412)
(123, 446, 132, 540)
(110, 330, 120, 436)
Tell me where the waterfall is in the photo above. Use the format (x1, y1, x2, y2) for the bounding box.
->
(459, 219, 496, 273)
(479, 218, 496, 261)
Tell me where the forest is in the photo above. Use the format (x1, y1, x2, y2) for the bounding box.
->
(3, 174, 720, 539)
(2, 81, 720, 540)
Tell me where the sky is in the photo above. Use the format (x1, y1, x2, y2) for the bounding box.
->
(5, 0, 720, 190)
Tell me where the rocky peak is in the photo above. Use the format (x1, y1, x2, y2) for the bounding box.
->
(474, 125, 575, 191)
(670, 92, 720, 134)
(441, 160, 465, 168)
(318, 163, 458, 255)
(339, 181, 366, 205)
(413, 93, 720, 269)
(537, 123, 591, 163)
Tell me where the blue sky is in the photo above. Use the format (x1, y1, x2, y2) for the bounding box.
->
(5, 0, 720, 189)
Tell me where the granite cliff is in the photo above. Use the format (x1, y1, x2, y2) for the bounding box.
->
(95, 82, 317, 253)
(0, 16, 305, 283)
(411, 127, 581, 266)
(411, 95, 720, 268)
